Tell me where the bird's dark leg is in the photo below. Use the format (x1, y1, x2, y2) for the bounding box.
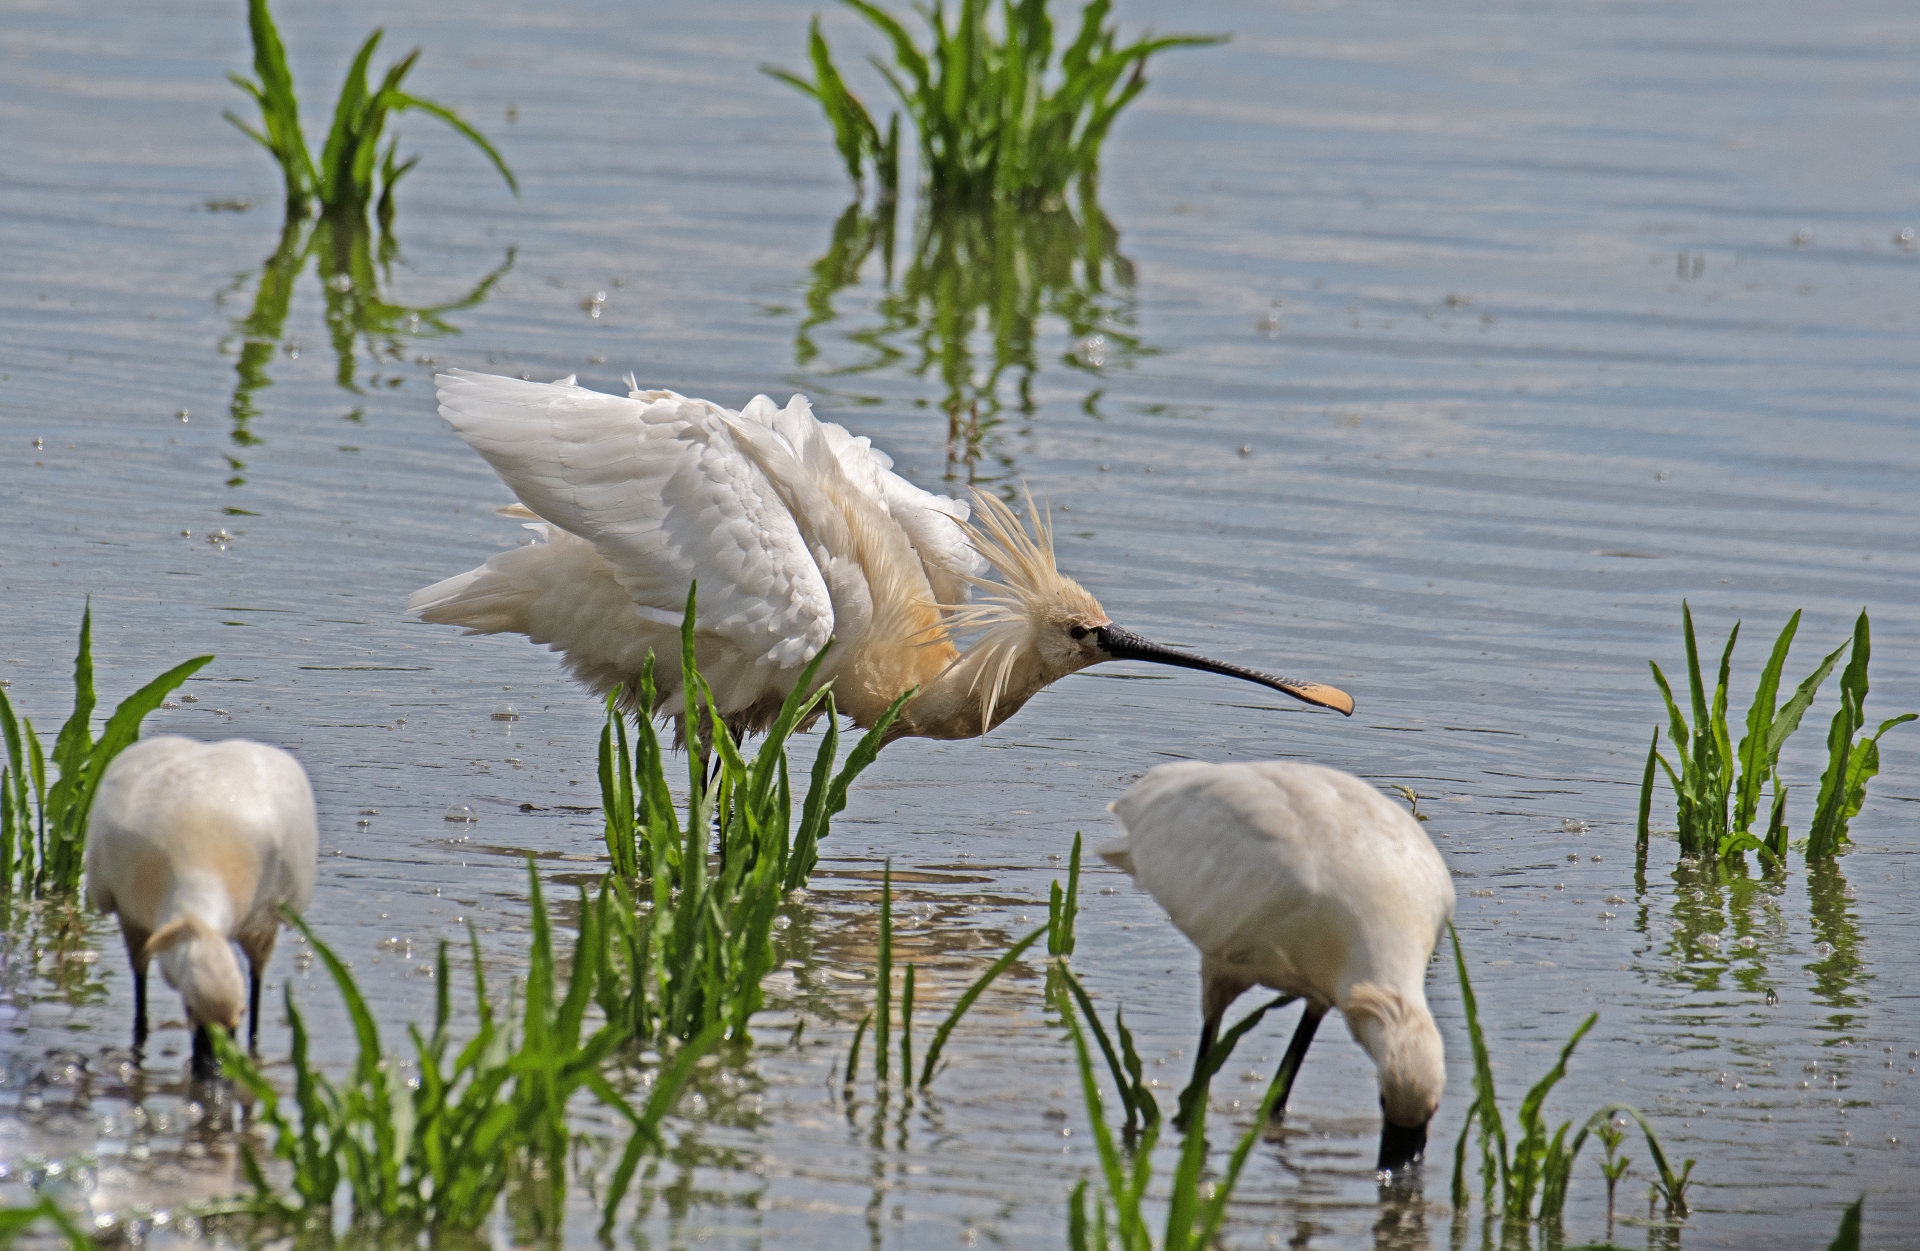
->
(248, 956, 264, 1054)
(190, 1024, 220, 1081)
(1264, 1002, 1327, 1126)
(121, 922, 151, 1055)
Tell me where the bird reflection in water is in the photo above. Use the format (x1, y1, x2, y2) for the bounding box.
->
(795, 194, 1146, 485)
(216, 209, 512, 488)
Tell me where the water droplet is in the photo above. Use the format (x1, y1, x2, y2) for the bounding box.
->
(1237, 445, 1253, 456)
(1738, 935, 1757, 949)
(491, 704, 520, 721)
(1793, 229, 1813, 246)
(181, 693, 199, 703)
(443, 804, 478, 823)
(1561, 818, 1588, 833)
(1254, 312, 1284, 338)
(175, 409, 191, 422)
(1072, 334, 1110, 369)
(1699, 933, 1721, 950)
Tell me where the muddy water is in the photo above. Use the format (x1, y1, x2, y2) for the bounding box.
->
(2, 0, 1917, 1246)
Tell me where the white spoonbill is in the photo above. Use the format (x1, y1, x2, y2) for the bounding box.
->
(1099, 760, 1453, 1173)
(410, 370, 1353, 743)
(85, 736, 318, 1077)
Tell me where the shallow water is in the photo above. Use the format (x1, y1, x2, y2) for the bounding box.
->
(1, 0, 1917, 1246)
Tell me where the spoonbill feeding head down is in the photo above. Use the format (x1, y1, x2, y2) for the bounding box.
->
(411, 370, 1353, 744)
(85, 736, 318, 1078)
(1100, 760, 1454, 1174)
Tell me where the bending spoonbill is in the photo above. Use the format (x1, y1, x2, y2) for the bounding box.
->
(410, 370, 1353, 743)
(85, 737, 318, 1077)
(1099, 760, 1453, 1173)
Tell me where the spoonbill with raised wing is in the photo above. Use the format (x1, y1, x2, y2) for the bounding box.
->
(411, 370, 1353, 744)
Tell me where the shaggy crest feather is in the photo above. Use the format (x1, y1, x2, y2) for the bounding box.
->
(936, 486, 1106, 731)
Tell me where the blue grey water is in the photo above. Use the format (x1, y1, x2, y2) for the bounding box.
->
(0, 0, 1916, 1246)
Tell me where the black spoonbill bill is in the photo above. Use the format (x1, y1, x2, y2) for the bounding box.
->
(85, 737, 318, 1077)
(1099, 760, 1454, 1173)
(410, 370, 1354, 744)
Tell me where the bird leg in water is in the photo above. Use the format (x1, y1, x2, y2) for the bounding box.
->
(1264, 1002, 1328, 1125)
(190, 1025, 220, 1081)
(121, 922, 151, 1052)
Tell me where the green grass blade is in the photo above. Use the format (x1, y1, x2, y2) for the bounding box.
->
(918, 921, 1047, 1086)
(389, 91, 519, 195)
(1174, 992, 1296, 1130)
(1636, 725, 1659, 851)
(1827, 1195, 1864, 1251)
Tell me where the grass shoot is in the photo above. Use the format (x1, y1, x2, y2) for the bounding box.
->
(1639, 602, 1844, 862)
(767, 0, 1225, 207)
(1806, 611, 1914, 857)
(0, 604, 211, 898)
(595, 585, 906, 1046)
(1448, 924, 1693, 1226)
(217, 862, 717, 1237)
(1062, 973, 1281, 1251)
(842, 860, 1051, 1092)
(227, 0, 515, 221)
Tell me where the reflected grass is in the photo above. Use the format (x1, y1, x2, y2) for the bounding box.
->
(219, 211, 512, 488)
(798, 197, 1143, 483)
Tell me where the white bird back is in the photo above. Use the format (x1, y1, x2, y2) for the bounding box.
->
(1100, 761, 1454, 1008)
(85, 736, 317, 958)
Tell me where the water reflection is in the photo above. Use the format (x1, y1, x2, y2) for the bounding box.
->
(1803, 859, 1867, 1034)
(796, 197, 1146, 483)
(217, 211, 513, 488)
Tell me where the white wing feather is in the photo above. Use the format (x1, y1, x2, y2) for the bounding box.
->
(435, 370, 833, 669)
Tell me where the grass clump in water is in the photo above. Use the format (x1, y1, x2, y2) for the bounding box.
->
(226, 0, 515, 222)
(1638, 602, 1844, 863)
(0, 604, 211, 898)
(595, 585, 907, 1047)
(1638, 602, 1911, 865)
(767, 0, 1225, 207)
(1806, 611, 1914, 857)
(216, 862, 717, 1239)
(1448, 924, 1694, 1229)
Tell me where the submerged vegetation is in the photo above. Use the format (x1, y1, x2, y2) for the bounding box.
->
(1448, 925, 1694, 1229)
(1638, 602, 1909, 865)
(0, 606, 211, 898)
(593, 586, 905, 1046)
(220, 212, 513, 487)
(798, 196, 1142, 481)
(226, 0, 515, 221)
(217, 865, 716, 1239)
(768, 0, 1224, 207)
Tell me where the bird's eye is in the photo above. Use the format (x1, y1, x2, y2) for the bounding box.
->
(1069, 625, 1088, 640)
